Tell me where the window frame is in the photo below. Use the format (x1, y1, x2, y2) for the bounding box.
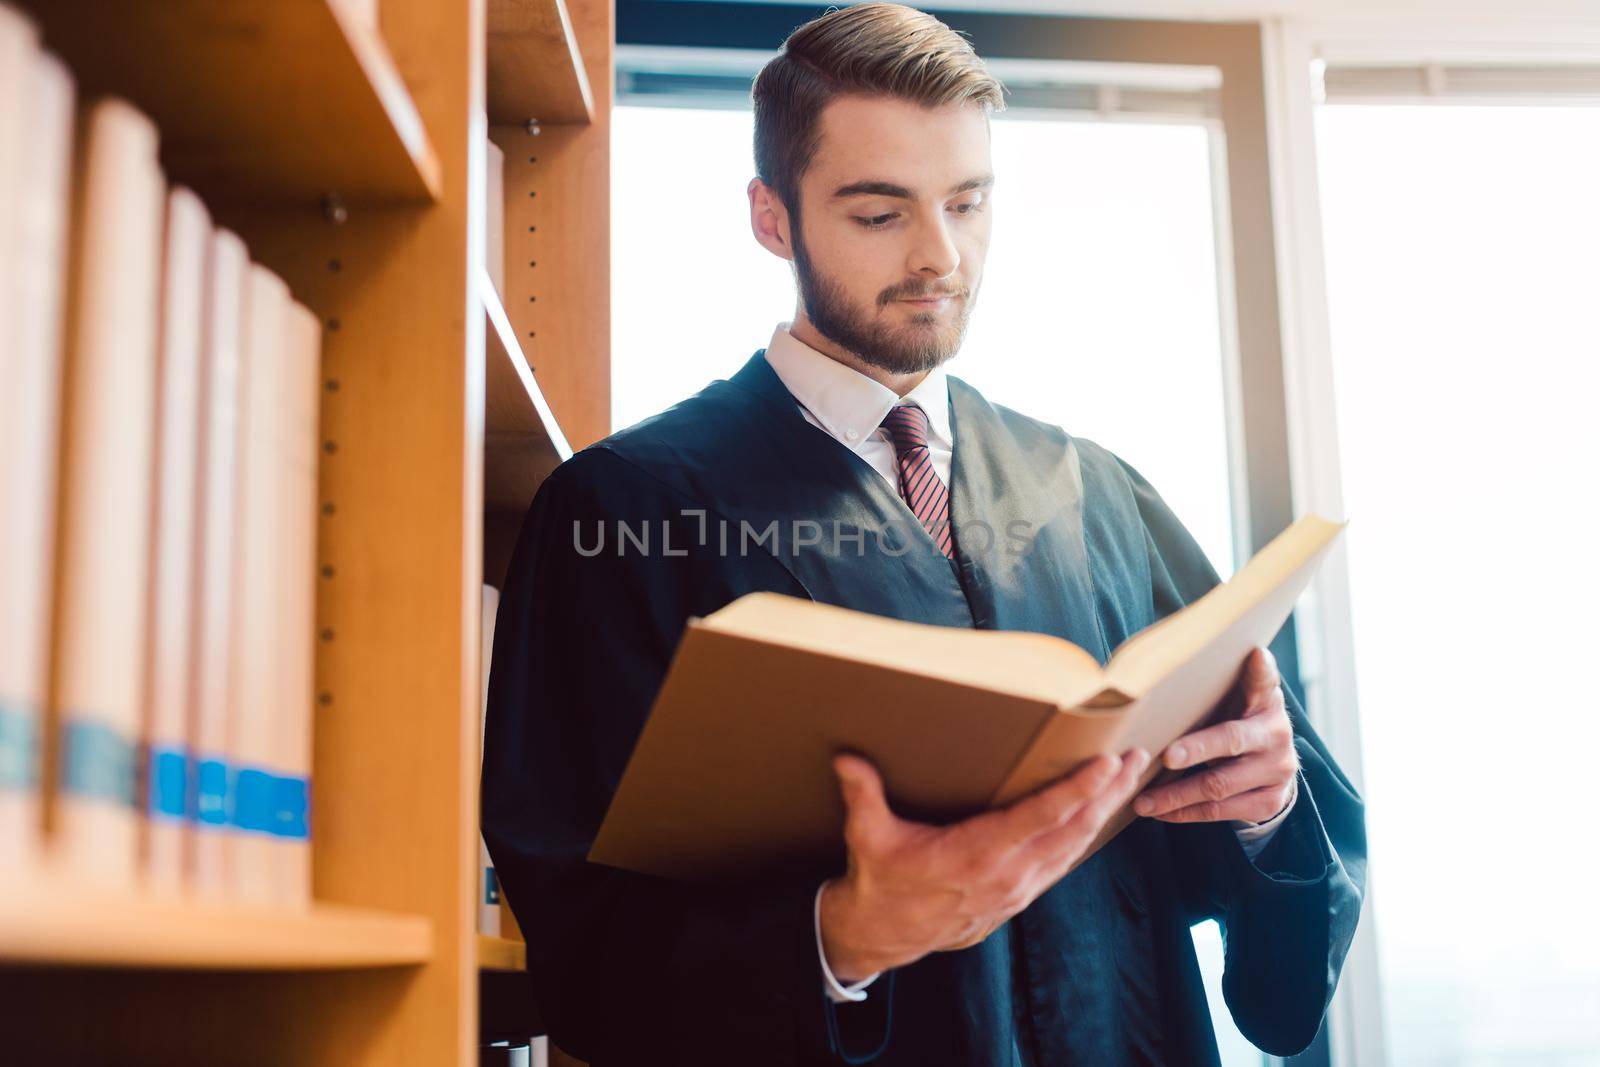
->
(1260, 15, 1600, 1067)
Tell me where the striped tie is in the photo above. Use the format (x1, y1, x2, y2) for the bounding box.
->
(880, 402, 955, 558)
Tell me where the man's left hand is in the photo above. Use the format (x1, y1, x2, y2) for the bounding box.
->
(1131, 646, 1299, 825)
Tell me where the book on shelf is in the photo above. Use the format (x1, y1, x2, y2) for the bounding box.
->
(190, 227, 250, 899)
(231, 265, 320, 907)
(47, 95, 166, 886)
(275, 299, 322, 906)
(0, 14, 72, 868)
(142, 186, 211, 893)
(589, 514, 1347, 884)
(229, 264, 291, 903)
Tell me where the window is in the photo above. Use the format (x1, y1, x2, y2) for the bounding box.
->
(1314, 100, 1600, 1066)
(613, 106, 1238, 572)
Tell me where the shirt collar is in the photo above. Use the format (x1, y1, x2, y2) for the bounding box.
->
(762, 321, 952, 451)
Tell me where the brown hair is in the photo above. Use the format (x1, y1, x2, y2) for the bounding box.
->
(751, 3, 1006, 222)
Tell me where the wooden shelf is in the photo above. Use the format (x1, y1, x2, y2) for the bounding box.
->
(17, 0, 441, 204)
(477, 934, 527, 972)
(488, 0, 596, 125)
(485, 268, 574, 515)
(0, 872, 432, 970)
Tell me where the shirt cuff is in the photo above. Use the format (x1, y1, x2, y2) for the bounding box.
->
(815, 881, 881, 1003)
(1230, 774, 1299, 860)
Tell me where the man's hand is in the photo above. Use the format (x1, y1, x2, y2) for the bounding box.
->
(1132, 646, 1299, 825)
(818, 746, 1151, 984)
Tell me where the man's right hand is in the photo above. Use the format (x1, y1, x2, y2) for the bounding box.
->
(818, 747, 1152, 983)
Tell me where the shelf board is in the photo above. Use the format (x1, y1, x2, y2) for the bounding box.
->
(477, 934, 527, 972)
(488, 0, 596, 125)
(484, 268, 574, 514)
(0, 872, 433, 970)
(18, 0, 440, 204)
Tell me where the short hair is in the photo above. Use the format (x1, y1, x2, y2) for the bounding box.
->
(751, 3, 1006, 222)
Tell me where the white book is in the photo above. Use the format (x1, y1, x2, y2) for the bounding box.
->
(230, 263, 292, 905)
(142, 187, 211, 894)
(479, 583, 502, 936)
(49, 98, 165, 886)
(0, 7, 38, 314)
(273, 300, 322, 908)
(0, 29, 72, 869)
(190, 228, 250, 898)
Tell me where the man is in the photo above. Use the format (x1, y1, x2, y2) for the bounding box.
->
(482, 4, 1365, 1065)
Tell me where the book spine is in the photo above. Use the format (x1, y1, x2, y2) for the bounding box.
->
(190, 228, 250, 899)
(273, 300, 322, 908)
(0, 26, 72, 869)
(142, 186, 212, 894)
(229, 263, 292, 905)
(48, 97, 166, 887)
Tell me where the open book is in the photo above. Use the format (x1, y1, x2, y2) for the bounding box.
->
(589, 514, 1347, 883)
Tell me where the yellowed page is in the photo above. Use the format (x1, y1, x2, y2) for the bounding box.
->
(1104, 515, 1346, 697)
(699, 591, 1114, 711)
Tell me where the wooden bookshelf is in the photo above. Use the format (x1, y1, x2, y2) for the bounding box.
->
(489, 0, 612, 453)
(16, 0, 440, 203)
(477, 934, 528, 972)
(2, 0, 610, 1060)
(486, 272, 574, 515)
(0, 873, 431, 970)
(488, 0, 596, 125)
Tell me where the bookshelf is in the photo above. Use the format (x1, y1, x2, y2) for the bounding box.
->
(0, 871, 431, 970)
(485, 272, 574, 516)
(477, 934, 529, 972)
(1, 0, 610, 1062)
(14, 0, 441, 202)
(489, 0, 596, 125)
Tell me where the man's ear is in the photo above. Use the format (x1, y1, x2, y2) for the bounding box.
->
(748, 177, 795, 262)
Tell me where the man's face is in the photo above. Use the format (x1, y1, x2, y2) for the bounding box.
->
(780, 94, 994, 377)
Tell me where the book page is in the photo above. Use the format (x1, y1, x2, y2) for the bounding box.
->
(700, 591, 1116, 711)
(1103, 515, 1346, 698)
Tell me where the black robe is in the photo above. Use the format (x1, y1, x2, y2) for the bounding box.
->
(482, 348, 1367, 1067)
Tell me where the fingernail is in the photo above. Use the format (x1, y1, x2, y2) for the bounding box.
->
(1167, 743, 1186, 766)
(1134, 796, 1154, 815)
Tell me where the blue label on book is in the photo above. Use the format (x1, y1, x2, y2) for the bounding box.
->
(233, 767, 275, 835)
(60, 719, 137, 806)
(196, 757, 230, 827)
(484, 867, 500, 906)
(0, 700, 39, 790)
(270, 774, 310, 840)
(147, 746, 188, 821)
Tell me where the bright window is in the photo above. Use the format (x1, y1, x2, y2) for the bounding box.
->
(1316, 102, 1600, 1065)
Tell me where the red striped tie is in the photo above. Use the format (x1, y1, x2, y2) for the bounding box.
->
(880, 403, 955, 558)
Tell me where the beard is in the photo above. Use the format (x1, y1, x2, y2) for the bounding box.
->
(790, 209, 978, 377)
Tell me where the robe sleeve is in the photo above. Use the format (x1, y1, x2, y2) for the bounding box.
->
(481, 447, 894, 1066)
(1112, 453, 1368, 1058)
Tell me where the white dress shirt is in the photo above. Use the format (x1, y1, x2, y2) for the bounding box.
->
(759, 321, 1298, 1004)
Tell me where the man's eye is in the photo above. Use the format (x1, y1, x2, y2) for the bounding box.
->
(856, 213, 897, 230)
(953, 197, 988, 217)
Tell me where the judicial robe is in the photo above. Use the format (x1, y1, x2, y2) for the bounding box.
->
(481, 348, 1367, 1067)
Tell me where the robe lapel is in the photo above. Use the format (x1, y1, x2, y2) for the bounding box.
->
(694, 351, 1113, 660)
(719, 351, 974, 627)
(945, 375, 1114, 662)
